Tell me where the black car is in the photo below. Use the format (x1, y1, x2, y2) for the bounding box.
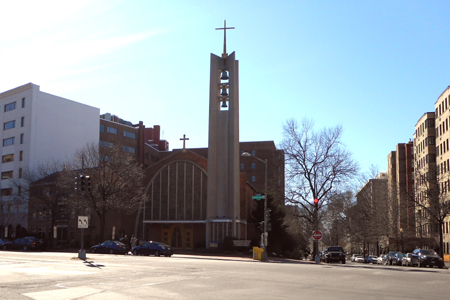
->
(132, 241, 173, 257)
(90, 240, 128, 254)
(413, 249, 444, 268)
(322, 246, 346, 264)
(2, 238, 40, 251)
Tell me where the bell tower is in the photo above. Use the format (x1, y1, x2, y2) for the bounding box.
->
(206, 21, 241, 247)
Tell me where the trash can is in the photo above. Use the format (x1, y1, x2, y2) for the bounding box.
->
(258, 248, 264, 260)
(253, 247, 260, 260)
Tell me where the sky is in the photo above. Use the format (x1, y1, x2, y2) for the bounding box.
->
(1, 0, 450, 177)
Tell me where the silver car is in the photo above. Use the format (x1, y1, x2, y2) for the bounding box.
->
(402, 253, 419, 267)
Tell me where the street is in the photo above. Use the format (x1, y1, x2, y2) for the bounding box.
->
(0, 251, 449, 300)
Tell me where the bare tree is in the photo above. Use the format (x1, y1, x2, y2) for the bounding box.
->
(14, 161, 73, 245)
(281, 118, 359, 258)
(411, 164, 450, 257)
(73, 143, 145, 242)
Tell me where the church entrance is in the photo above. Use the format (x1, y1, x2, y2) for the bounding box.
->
(161, 224, 193, 249)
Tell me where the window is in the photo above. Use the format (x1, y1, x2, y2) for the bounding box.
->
(124, 131, 136, 139)
(100, 124, 105, 133)
(19, 168, 22, 178)
(2, 171, 13, 180)
(107, 127, 118, 134)
(3, 137, 14, 147)
(252, 176, 256, 182)
(252, 163, 256, 169)
(99, 140, 114, 148)
(123, 146, 136, 153)
(2, 154, 14, 163)
(1, 188, 13, 196)
(252, 150, 256, 156)
(22, 97, 25, 108)
(240, 163, 244, 170)
(3, 120, 15, 130)
(21, 117, 24, 127)
(20, 133, 24, 144)
(18, 186, 21, 196)
(20, 151, 23, 161)
(4, 102, 16, 112)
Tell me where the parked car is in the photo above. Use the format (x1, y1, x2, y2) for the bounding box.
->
(413, 249, 444, 268)
(0, 238, 11, 248)
(401, 253, 419, 267)
(368, 255, 378, 264)
(2, 238, 40, 251)
(377, 254, 387, 265)
(351, 254, 359, 262)
(392, 253, 405, 265)
(24, 236, 46, 251)
(355, 255, 365, 263)
(131, 241, 173, 257)
(385, 251, 398, 265)
(90, 240, 128, 254)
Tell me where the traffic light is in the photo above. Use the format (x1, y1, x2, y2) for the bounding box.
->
(74, 176, 79, 191)
(314, 198, 319, 207)
(80, 175, 86, 192)
(86, 175, 91, 192)
(267, 223, 272, 232)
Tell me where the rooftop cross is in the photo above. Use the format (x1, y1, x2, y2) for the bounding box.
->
(215, 20, 235, 58)
(180, 134, 189, 150)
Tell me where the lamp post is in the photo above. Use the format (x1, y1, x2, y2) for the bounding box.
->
(400, 228, 404, 253)
(242, 152, 268, 262)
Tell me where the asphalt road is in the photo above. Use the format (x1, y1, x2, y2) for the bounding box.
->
(0, 251, 449, 300)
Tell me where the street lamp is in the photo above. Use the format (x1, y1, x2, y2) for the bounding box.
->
(242, 151, 268, 262)
(400, 228, 404, 253)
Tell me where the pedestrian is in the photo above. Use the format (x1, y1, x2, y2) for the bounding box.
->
(122, 235, 129, 251)
(131, 234, 138, 249)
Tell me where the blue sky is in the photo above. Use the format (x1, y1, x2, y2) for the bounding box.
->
(1, 0, 449, 175)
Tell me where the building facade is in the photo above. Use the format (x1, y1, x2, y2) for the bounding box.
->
(413, 112, 437, 241)
(434, 87, 450, 255)
(0, 83, 99, 237)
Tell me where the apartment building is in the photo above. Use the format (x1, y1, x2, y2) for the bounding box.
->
(434, 87, 450, 255)
(387, 142, 415, 243)
(0, 83, 100, 236)
(413, 112, 436, 241)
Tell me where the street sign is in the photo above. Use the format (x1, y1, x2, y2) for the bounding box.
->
(252, 194, 265, 200)
(78, 216, 89, 229)
(312, 230, 322, 240)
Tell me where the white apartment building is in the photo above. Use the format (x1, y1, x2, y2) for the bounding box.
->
(434, 86, 450, 256)
(0, 83, 100, 236)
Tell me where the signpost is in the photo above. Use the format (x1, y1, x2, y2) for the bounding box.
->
(252, 194, 265, 201)
(78, 216, 89, 229)
(312, 230, 322, 240)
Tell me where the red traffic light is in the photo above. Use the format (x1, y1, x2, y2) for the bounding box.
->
(314, 198, 319, 204)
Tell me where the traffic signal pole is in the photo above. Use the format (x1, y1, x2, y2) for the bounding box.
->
(78, 156, 86, 260)
(314, 198, 319, 264)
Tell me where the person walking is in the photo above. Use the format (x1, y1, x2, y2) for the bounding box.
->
(131, 234, 138, 249)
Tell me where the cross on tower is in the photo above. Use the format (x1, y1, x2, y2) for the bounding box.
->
(180, 134, 189, 150)
(215, 20, 235, 58)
